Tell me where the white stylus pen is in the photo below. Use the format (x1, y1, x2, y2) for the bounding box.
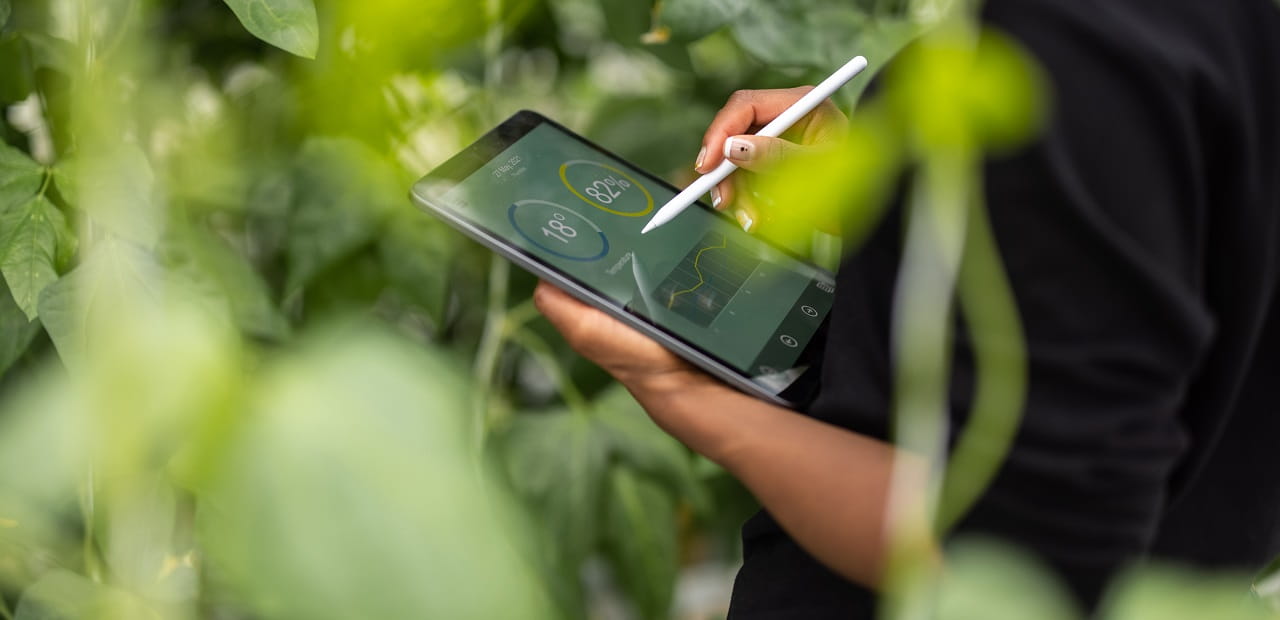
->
(640, 55, 869, 235)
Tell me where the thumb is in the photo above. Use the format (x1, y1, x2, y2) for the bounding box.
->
(722, 135, 804, 172)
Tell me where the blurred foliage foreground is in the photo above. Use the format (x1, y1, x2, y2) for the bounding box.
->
(0, 0, 1276, 618)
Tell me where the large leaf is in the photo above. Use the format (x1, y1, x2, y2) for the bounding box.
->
(286, 137, 400, 294)
(0, 195, 67, 319)
(0, 144, 65, 319)
(603, 466, 678, 620)
(0, 32, 34, 104)
(197, 328, 553, 619)
(501, 409, 609, 566)
(0, 142, 43, 209)
(379, 207, 455, 328)
(651, 0, 748, 42)
(221, 0, 319, 59)
(593, 385, 708, 513)
(936, 539, 1079, 620)
(0, 276, 38, 376)
(14, 570, 156, 620)
(162, 228, 289, 340)
(37, 239, 164, 368)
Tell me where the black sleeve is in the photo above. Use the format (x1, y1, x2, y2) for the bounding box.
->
(947, 0, 1217, 605)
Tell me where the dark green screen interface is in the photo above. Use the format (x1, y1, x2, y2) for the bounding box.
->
(437, 122, 833, 380)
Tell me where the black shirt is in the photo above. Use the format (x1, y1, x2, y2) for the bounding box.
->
(728, 0, 1280, 616)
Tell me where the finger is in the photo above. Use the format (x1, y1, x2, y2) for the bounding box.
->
(533, 281, 590, 337)
(722, 135, 806, 173)
(711, 179, 733, 211)
(697, 86, 815, 173)
(729, 175, 760, 233)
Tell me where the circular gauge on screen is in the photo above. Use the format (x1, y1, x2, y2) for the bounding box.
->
(507, 199, 610, 262)
(559, 160, 654, 217)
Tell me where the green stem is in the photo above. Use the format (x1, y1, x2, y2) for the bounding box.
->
(79, 464, 103, 583)
(935, 180, 1027, 532)
(0, 594, 13, 620)
(506, 326, 589, 414)
(471, 256, 510, 443)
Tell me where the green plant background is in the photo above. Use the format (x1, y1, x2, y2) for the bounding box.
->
(0, 0, 1274, 619)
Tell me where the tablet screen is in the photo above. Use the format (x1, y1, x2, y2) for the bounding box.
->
(414, 113, 833, 389)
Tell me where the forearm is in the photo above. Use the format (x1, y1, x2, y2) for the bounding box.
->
(624, 375, 915, 588)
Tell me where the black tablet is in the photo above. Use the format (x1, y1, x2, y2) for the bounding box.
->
(410, 110, 833, 408)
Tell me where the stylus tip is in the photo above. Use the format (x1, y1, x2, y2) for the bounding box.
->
(640, 221, 656, 234)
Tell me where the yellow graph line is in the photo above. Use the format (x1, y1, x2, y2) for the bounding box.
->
(667, 234, 728, 309)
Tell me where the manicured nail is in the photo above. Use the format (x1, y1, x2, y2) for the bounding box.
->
(695, 145, 707, 171)
(711, 186, 722, 208)
(724, 137, 753, 162)
(735, 208, 754, 232)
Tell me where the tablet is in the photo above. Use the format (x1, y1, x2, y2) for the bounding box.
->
(410, 110, 833, 408)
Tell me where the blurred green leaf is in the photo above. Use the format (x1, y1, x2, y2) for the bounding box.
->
(603, 466, 678, 620)
(163, 228, 290, 341)
(0, 33, 34, 104)
(14, 570, 157, 620)
(0, 0, 10, 30)
(21, 33, 75, 75)
(0, 276, 37, 377)
(379, 207, 456, 327)
(37, 240, 164, 367)
(651, 0, 748, 42)
(221, 0, 319, 59)
(199, 327, 553, 619)
(286, 137, 400, 294)
(936, 538, 1079, 620)
(593, 385, 708, 514)
(730, 0, 866, 68)
(502, 409, 608, 565)
(1102, 565, 1271, 620)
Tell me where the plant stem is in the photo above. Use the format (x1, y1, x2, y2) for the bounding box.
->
(471, 255, 510, 445)
(506, 326, 588, 414)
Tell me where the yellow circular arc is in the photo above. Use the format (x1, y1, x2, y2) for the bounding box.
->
(559, 160, 654, 217)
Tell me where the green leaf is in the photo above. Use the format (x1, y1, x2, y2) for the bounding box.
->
(379, 208, 455, 327)
(198, 328, 554, 619)
(38, 239, 163, 367)
(0, 33, 34, 104)
(0, 276, 38, 377)
(593, 385, 708, 513)
(936, 538, 1079, 620)
(14, 570, 157, 620)
(501, 409, 609, 566)
(0, 195, 66, 319)
(652, 0, 748, 42)
(603, 466, 678, 619)
(162, 228, 290, 340)
(0, 0, 10, 30)
(1101, 565, 1272, 620)
(0, 145, 65, 319)
(286, 137, 400, 294)
(221, 0, 319, 59)
(0, 142, 43, 208)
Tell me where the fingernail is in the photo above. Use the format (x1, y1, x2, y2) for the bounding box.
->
(724, 137, 753, 162)
(712, 186, 722, 208)
(695, 145, 707, 171)
(735, 208, 754, 232)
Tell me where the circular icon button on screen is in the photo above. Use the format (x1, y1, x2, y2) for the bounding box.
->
(560, 160, 654, 217)
(779, 334, 799, 348)
(800, 305, 818, 317)
(508, 199, 609, 262)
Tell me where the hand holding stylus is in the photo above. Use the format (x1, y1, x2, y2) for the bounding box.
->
(641, 55, 867, 234)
